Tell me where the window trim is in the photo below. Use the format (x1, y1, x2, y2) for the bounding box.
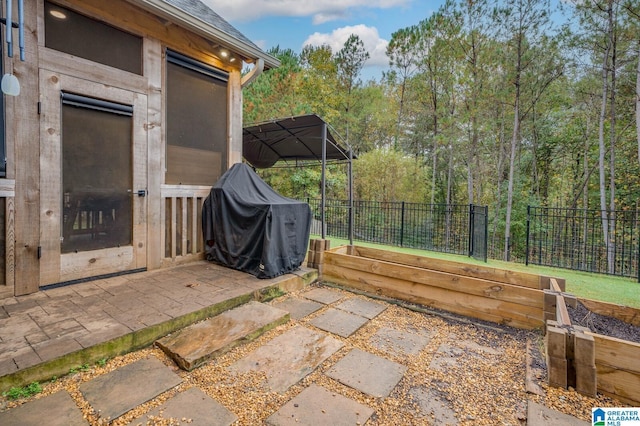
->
(61, 92, 133, 116)
(166, 49, 229, 83)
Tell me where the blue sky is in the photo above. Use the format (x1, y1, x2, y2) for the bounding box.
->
(203, 0, 445, 81)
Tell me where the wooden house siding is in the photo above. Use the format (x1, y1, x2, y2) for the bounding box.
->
(0, 0, 269, 297)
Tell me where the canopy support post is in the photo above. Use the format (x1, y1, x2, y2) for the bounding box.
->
(321, 123, 327, 239)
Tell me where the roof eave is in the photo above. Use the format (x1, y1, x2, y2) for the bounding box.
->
(131, 0, 280, 69)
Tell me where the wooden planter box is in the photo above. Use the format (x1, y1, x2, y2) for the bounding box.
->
(318, 243, 640, 405)
(579, 299, 640, 406)
(322, 245, 547, 330)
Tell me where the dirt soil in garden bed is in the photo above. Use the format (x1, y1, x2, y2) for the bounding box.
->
(0, 285, 629, 425)
(568, 301, 640, 344)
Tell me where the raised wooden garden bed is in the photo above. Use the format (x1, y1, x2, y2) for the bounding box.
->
(313, 242, 640, 405)
(321, 244, 550, 329)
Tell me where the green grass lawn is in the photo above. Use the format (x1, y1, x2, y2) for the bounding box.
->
(314, 236, 640, 309)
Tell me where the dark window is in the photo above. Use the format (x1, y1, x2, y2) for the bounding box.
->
(166, 50, 228, 185)
(44, 1, 142, 75)
(61, 93, 133, 253)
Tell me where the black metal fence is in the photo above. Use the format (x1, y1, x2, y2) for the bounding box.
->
(304, 199, 640, 280)
(470, 205, 488, 262)
(526, 206, 640, 280)
(305, 199, 487, 259)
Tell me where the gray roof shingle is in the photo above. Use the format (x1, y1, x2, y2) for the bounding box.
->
(163, 0, 261, 51)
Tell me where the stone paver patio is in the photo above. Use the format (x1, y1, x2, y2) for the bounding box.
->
(0, 265, 596, 425)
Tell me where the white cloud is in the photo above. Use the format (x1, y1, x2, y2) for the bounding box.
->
(202, 0, 411, 23)
(303, 25, 389, 67)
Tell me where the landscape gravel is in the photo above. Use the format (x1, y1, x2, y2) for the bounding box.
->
(0, 285, 629, 425)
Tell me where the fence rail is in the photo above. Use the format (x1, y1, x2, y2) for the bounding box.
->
(526, 206, 640, 280)
(305, 199, 486, 259)
(306, 199, 640, 280)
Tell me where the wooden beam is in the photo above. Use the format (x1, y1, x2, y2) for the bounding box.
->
(323, 258, 543, 329)
(13, 0, 40, 295)
(580, 298, 640, 327)
(145, 37, 163, 269)
(555, 294, 572, 327)
(595, 366, 640, 406)
(325, 251, 544, 309)
(550, 278, 562, 292)
(352, 245, 542, 289)
(590, 332, 640, 373)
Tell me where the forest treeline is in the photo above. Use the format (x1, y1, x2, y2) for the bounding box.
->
(242, 0, 640, 262)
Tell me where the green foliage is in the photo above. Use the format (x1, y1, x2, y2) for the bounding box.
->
(243, 46, 310, 123)
(245, 0, 640, 264)
(353, 149, 429, 202)
(256, 164, 347, 201)
(2, 382, 42, 400)
(69, 363, 90, 374)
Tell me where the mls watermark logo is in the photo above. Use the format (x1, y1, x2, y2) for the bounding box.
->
(593, 408, 640, 426)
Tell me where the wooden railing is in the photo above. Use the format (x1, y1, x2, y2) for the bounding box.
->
(161, 185, 210, 266)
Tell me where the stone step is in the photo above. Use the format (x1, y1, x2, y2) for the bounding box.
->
(156, 301, 289, 371)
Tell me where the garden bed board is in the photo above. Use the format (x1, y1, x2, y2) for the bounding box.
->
(323, 245, 546, 330)
(589, 333, 640, 406)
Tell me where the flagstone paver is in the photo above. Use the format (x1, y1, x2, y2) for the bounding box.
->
(459, 339, 504, 356)
(369, 327, 432, 356)
(409, 386, 458, 425)
(230, 326, 343, 392)
(303, 287, 344, 305)
(309, 308, 369, 338)
(79, 357, 182, 422)
(266, 384, 374, 426)
(326, 348, 407, 397)
(272, 297, 323, 320)
(156, 301, 289, 371)
(0, 390, 88, 426)
(429, 344, 465, 371)
(527, 401, 590, 426)
(129, 387, 237, 426)
(334, 298, 386, 319)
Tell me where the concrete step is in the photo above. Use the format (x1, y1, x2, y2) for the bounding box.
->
(156, 301, 289, 371)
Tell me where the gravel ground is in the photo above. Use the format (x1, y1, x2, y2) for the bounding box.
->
(0, 285, 629, 425)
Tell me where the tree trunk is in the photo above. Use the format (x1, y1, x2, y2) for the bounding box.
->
(598, 1, 613, 274)
(505, 97, 519, 261)
(493, 107, 506, 258)
(395, 77, 407, 151)
(607, 3, 617, 274)
(636, 40, 640, 168)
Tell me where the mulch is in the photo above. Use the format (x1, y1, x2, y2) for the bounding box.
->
(568, 301, 640, 344)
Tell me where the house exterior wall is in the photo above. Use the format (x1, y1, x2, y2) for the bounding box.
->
(0, 0, 248, 298)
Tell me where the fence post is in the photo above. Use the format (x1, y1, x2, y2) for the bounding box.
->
(526, 205, 531, 266)
(468, 204, 474, 257)
(483, 205, 488, 262)
(400, 201, 405, 247)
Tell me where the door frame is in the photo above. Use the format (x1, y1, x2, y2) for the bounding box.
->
(39, 70, 148, 285)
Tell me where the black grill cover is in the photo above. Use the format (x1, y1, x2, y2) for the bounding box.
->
(202, 163, 312, 278)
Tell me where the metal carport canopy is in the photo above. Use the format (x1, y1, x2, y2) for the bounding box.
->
(242, 114, 355, 243)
